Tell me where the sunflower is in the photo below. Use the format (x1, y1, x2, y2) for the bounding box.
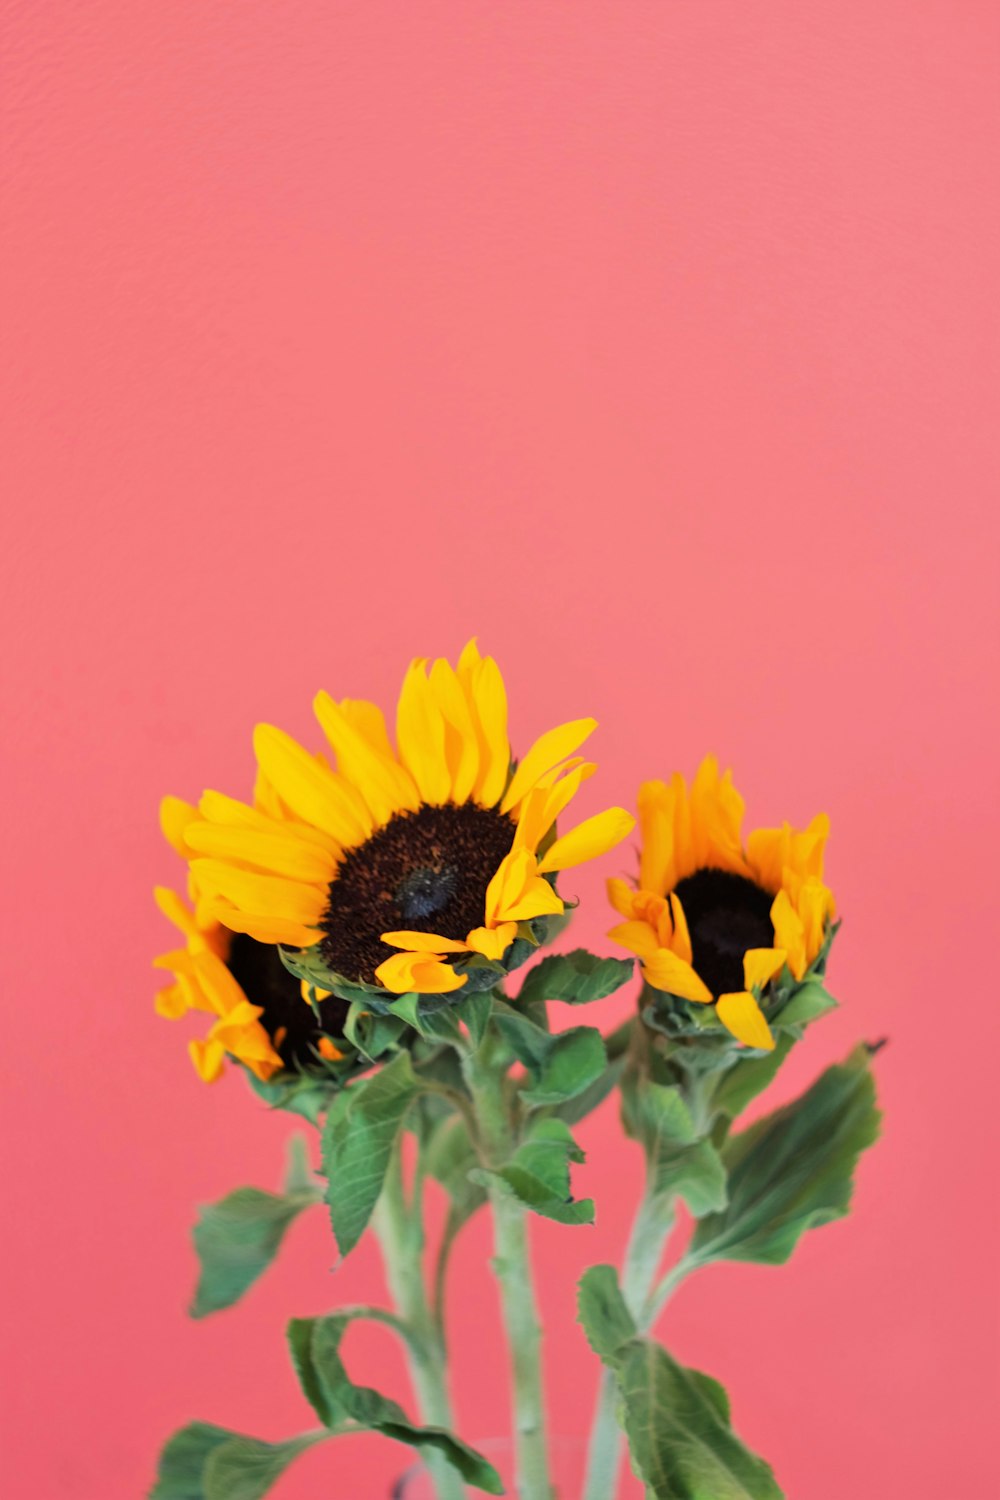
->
(154, 808, 354, 1083)
(160, 641, 634, 1004)
(608, 756, 835, 1051)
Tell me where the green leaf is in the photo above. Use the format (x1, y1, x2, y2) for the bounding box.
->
(615, 1341, 783, 1499)
(389, 992, 465, 1045)
(287, 1315, 504, 1493)
(244, 1070, 335, 1124)
(622, 1077, 727, 1218)
(343, 1000, 408, 1060)
(471, 1117, 594, 1225)
(577, 1264, 637, 1361)
(577, 1269, 783, 1500)
(190, 1138, 320, 1317)
(454, 989, 493, 1048)
(691, 1045, 881, 1268)
(710, 1035, 794, 1128)
(553, 1054, 626, 1126)
(516, 949, 634, 1006)
(321, 1051, 422, 1257)
(150, 1423, 321, 1500)
(494, 1001, 607, 1108)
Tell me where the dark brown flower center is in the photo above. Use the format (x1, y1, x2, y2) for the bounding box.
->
(226, 933, 350, 1070)
(671, 868, 775, 998)
(320, 802, 517, 984)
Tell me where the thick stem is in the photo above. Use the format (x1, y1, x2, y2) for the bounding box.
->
(375, 1144, 466, 1500)
(581, 1193, 676, 1500)
(464, 1044, 554, 1500)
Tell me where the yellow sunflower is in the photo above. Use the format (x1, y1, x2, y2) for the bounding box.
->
(155, 807, 353, 1083)
(161, 640, 634, 1001)
(608, 756, 835, 1051)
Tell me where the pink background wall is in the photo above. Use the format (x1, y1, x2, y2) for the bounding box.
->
(3, 4, 998, 1496)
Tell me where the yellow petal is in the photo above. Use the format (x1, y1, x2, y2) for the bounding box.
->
(395, 660, 452, 805)
(253, 724, 372, 846)
(314, 690, 419, 824)
(716, 991, 775, 1050)
(207, 902, 322, 949)
(191, 859, 327, 926)
(464, 922, 517, 960)
(607, 877, 640, 919)
(743, 947, 787, 992)
(463, 652, 510, 807)
(160, 796, 198, 857)
(380, 930, 470, 954)
(154, 886, 199, 942)
(668, 892, 693, 965)
(608, 919, 660, 959)
(797, 877, 835, 968)
(189, 1037, 226, 1083)
(184, 823, 338, 884)
(429, 658, 479, 804)
(637, 775, 688, 896)
(501, 719, 598, 813)
(770, 889, 807, 980)
(155, 982, 189, 1019)
(642, 948, 713, 1004)
(375, 951, 467, 995)
(338, 699, 395, 761)
(537, 807, 635, 874)
(318, 1037, 345, 1060)
(485, 849, 563, 923)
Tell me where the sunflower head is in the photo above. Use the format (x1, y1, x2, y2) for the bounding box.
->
(608, 756, 837, 1054)
(155, 641, 634, 1081)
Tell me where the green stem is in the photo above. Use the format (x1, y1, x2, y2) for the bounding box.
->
(464, 1040, 554, 1500)
(581, 1193, 676, 1500)
(374, 1142, 466, 1500)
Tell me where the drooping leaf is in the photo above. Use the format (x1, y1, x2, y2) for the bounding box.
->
(150, 1423, 322, 1500)
(493, 1001, 607, 1108)
(470, 1117, 594, 1225)
(321, 1051, 422, 1257)
(190, 1138, 321, 1317)
(577, 1267, 783, 1500)
(691, 1045, 881, 1268)
(622, 1076, 727, 1218)
(516, 949, 634, 1006)
(286, 1315, 504, 1493)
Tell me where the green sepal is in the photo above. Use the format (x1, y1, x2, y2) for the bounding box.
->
(150, 1422, 324, 1500)
(577, 1266, 783, 1500)
(690, 1044, 882, 1268)
(321, 1051, 422, 1258)
(286, 1314, 504, 1493)
(190, 1136, 321, 1318)
(470, 1117, 594, 1225)
(343, 999, 407, 1060)
(621, 1074, 727, 1217)
(516, 948, 634, 1006)
(244, 1068, 338, 1124)
(389, 992, 465, 1046)
(277, 944, 396, 1009)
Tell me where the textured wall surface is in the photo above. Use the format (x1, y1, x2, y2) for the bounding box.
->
(2, 3, 998, 1496)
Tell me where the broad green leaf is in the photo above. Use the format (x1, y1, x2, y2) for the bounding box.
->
(151, 1423, 322, 1500)
(577, 1269, 783, 1500)
(691, 1045, 881, 1268)
(470, 1117, 594, 1225)
(577, 1264, 637, 1361)
(287, 1315, 504, 1493)
(516, 949, 634, 1006)
(190, 1138, 320, 1317)
(622, 1077, 727, 1217)
(615, 1341, 783, 1499)
(321, 1051, 421, 1257)
(494, 1001, 607, 1108)
(454, 989, 493, 1048)
(554, 1054, 626, 1126)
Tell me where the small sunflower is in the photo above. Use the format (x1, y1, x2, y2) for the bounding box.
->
(155, 811, 354, 1084)
(160, 641, 634, 1009)
(608, 756, 835, 1051)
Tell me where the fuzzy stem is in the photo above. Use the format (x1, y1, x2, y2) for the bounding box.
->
(464, 1042, 554, 1500)
(581, 1192, 676, 1500)
(375, 1142, 466, 1500)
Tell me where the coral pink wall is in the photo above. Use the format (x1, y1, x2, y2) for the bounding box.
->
(3, 4, 998, 1496)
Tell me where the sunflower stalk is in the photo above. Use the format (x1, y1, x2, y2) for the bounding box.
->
(373, 1139, 466, 1500)
(463, 1022, 555, 1500)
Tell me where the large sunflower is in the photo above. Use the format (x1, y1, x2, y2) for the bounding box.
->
(608, 756, 835, 1051)
(160, 641, 634, 1014)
